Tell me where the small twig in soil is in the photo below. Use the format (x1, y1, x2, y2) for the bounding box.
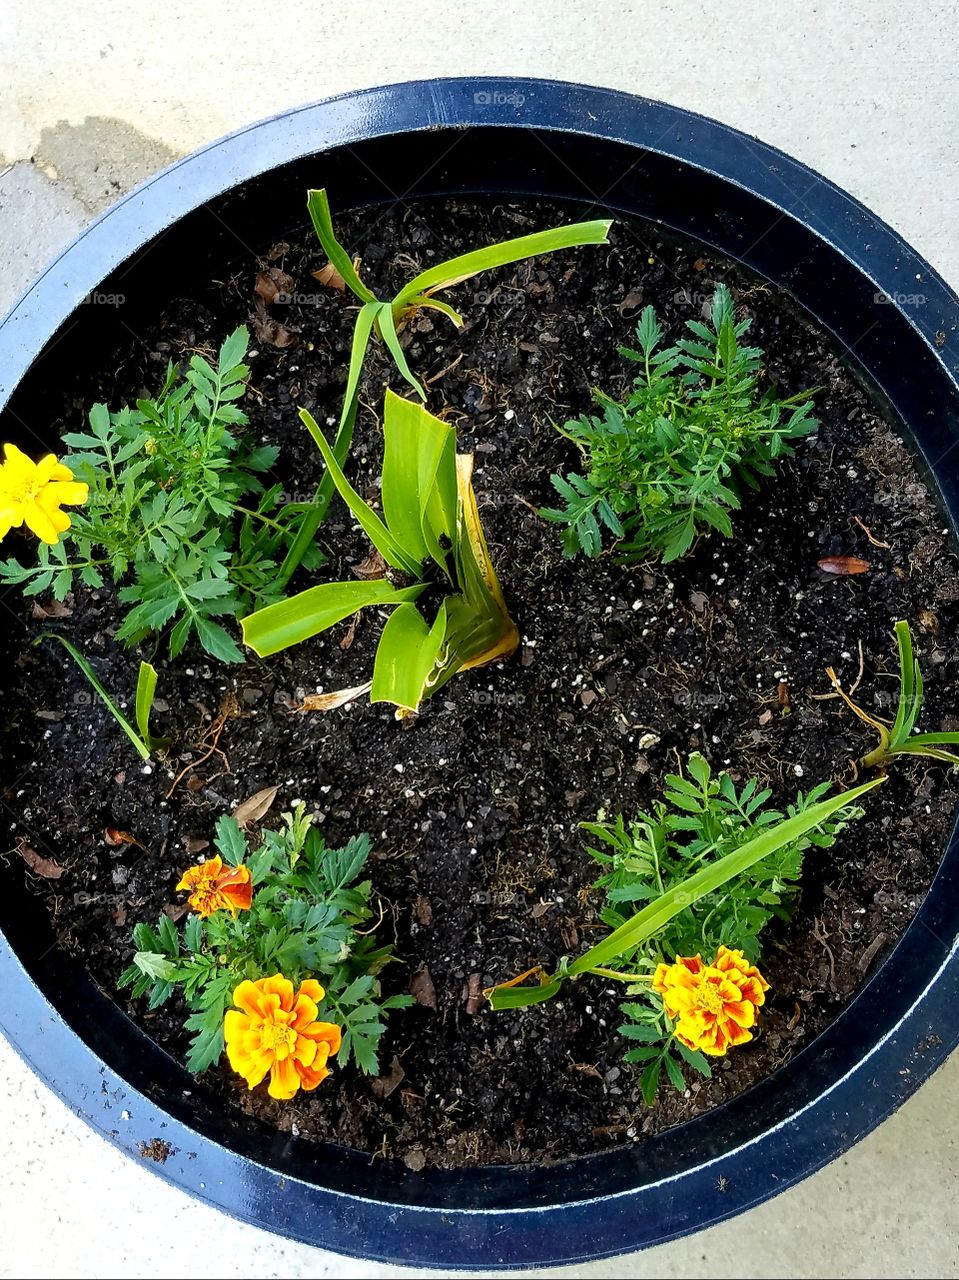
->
(812, 639, 865, 701)
(165, 696, 239, 799)
(852, 515, 890, 548)
(354, 895, 386, 937)
(424, 352, 464, 386)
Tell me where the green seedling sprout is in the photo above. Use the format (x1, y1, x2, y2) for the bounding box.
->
(36, 634, 169, 760)
(829, 619, 959, 771)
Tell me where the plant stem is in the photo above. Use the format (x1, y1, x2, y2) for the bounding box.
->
(588, 965, 651, 983)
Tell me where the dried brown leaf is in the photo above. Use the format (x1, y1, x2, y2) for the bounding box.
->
(615, 288, 644, 314)
(31, 596, 73, 619)
(414, 895, 433, 926)
(104, 828, 144, 849)
(312, 260, 347, 292)
(410, 965, 438, 1010)
(183, 836, 210, 854)
(232, 785, 280, 829)
(371, 1055, 405, 1099)
(689, 591, 709, 614)
(17, 838, 63, 878)
(295, 681, 373, 713)
(251, 300, 297, 350)
(352, 549, 387, 580)
(817, 555, 870, 576)
(464, 973, 483, 1016)
(254, 266, 295, 305)
(340, 613, 359, 651)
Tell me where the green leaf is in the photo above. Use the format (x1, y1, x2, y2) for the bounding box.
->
(133, 952, 178, 982)
(218, 325, 249, 376)
(640, 1059, 662, 1106)
(392, 219, 613, 309)
(34, 634, 152, 760)
(184, 914, 204, 953)
(487, 978, 563, 1010)
(240, 579, 426, 658)
(135, 661, 170, 752)
(376, 305, 426, 400)
(567, 777, 883, 977)
(306, 189, 376, 302)
(380, 389, 457, 573)
(619, 1022, 662, 1042)
(370, 601, 448, 714)
(215, 815, 247, 865)
(275, 301, 382, 586)
(195, 617, 246, 664)
(663, 1052, 687, 1092)
(297, 408, 421, 575)
(674, 1041, 712, 1077)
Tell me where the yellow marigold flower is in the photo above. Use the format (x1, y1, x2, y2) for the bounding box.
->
(176, 855, 253, 918)
(0, 443, 89, 545)
(224, 974, 342, 1100)
(653, 945, 770, 1057)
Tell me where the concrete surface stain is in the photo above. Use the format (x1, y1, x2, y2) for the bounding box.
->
(32, 117, 180, 214)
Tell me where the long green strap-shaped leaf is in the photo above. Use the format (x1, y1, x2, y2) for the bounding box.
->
(306, 189, 376, 303)
(890, 620, 920, 743)
(36, 634, 152, 760)
(411, 296, 464, 328)
(488, 777, 882, 1009)
(371, 600, 449, 713)
(380, 389, 457, 574)
(241, 580, 425, 657)
(377, 304, 427, 400)
(277, 301, 383, 586)
(567, 778, 881, 975)
(298, 408, 421, 576)
(135, 661, 171, 752)
(391, 219, 613, 309)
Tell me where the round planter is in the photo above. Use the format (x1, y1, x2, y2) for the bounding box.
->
(1, 79, 958, 1271)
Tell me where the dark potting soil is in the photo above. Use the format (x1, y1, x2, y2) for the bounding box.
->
(2, 199, 958, 1169)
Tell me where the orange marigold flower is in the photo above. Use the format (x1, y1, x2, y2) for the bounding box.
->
(224, 974, 342, 1100)
(653, 945, 770, 1057)
(176, 855, 253, 918)
(0, 443, 89, 545)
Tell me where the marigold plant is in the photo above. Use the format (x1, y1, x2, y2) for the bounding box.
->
(486, 758, 880, 1104)
(224, 974, 342, 1100)
(0, 327, 321, 662)
(120, 804, 411, 1078)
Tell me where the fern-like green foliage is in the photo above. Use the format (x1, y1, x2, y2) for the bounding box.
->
(541, 286, 819, 563)
(119, 804, 411, 1075)
(0, 327, 321, 661)
(583, 753, 864, 1103)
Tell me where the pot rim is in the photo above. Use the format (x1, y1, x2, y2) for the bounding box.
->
(1, 78, 957, 1270)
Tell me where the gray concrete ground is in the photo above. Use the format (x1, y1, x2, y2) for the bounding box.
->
(0, 3, 957, 1276)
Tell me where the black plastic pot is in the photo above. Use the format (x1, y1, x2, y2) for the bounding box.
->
(1, 79, 957, 1271)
